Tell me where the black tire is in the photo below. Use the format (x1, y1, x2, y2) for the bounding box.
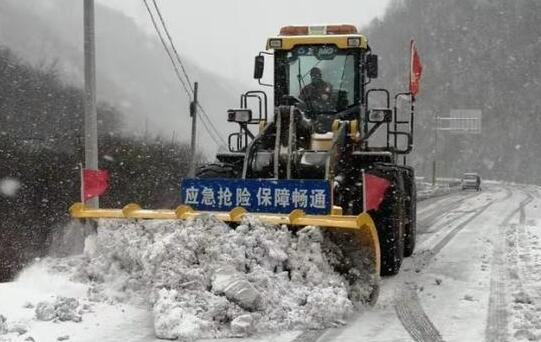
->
(195, 163, 239, 179)
(403, 177, 417, 258)
(371, 177, 405, 276)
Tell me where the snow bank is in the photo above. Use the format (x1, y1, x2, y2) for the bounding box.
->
(38, 215, 376, 340)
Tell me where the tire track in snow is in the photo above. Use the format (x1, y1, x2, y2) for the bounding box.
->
(291, 194, 475, 342)
(414, 189, 506, 270)
(485, 188, 534, 342)
(395, 288, 444, 342)
(396, 186, 512, 342)
(431, 187, 512, 259)
(485, 219, 513, 342)
(417, 192, 479, 233)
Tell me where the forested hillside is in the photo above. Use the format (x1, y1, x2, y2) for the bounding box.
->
(0, 47, 195, 281)
(0, 0, 242, 154)
(365, 0, 541, 183)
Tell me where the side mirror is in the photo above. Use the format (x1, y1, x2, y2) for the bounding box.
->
(367, 54, 378, 79)
(254, 56, 264, 79)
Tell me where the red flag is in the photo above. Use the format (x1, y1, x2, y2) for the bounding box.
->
(364, 173, 391, 211)
(83, 169, 109, 200)
(410, 40, 422, 97)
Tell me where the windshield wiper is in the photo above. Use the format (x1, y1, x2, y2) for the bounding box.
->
(337, 54, 351, 94)
(297, 60, 315, 114)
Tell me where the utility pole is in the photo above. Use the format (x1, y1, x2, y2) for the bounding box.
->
(188, 82, 198, 177)
(84, 0, 99, 208)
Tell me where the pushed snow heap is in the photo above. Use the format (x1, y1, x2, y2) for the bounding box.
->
(68, 215, 377, 340)
(35, 297, 82, 322)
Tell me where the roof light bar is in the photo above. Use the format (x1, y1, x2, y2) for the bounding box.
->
(279, 24, 358, 36)
(326, 24, 358, 35)
(279, 26, 309, 36)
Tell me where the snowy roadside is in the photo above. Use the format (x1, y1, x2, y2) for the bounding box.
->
(505, 188, 541, 341)
(0, 216, 376, 342)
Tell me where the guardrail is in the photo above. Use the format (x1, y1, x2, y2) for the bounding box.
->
(416, 178, 462, 201)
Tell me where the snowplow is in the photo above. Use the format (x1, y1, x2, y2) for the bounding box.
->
(70, 24, 417, 303)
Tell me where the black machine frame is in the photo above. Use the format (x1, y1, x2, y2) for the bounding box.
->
(225, 44, 415, 161)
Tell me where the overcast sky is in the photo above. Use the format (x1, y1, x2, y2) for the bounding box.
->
(97, 0, 391, 81)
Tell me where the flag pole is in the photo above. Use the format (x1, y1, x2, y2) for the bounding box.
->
(409, 40, 413, 95)
(361, 169, 367, 213)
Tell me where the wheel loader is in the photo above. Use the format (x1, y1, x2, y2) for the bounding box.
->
(70, 24, 417, 303)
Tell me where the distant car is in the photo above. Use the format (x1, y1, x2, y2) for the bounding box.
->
(462, 173, 481, 191)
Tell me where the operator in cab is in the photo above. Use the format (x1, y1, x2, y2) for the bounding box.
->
(299, 67, 333, 106)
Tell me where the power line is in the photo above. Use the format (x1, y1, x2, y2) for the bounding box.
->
(198, 112, 225, 147)
(150, 0, 193, 93)
(199, 111, 227, 146)
(148, 0, 226, 147)
(141, 0, 191, 99)
(142, 0, 228, 148)
(197, 104, 227, 146)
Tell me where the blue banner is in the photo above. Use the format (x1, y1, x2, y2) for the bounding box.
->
(180, 178, 332, 215)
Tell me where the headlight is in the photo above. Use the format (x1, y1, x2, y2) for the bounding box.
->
(227, 109, 252, 123)
(268, 39, 282, 49)
(368, 108, 392, 123)
(348, 37, 361, 47)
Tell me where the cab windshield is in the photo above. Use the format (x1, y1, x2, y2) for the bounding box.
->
(285, 45, 358, 114)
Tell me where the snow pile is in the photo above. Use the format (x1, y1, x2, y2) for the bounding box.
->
(35, 297, 85, 322)
(49, 215, 377, 340)
(505, 216, 541, 341)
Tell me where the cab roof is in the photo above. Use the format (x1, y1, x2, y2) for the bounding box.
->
(267, 24, 368, 50)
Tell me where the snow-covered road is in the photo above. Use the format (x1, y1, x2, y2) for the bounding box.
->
(290, 184, 541, 342)
(1, 183, 540, 342)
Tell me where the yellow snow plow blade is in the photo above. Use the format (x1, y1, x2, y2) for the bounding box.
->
(69, 202, 381, 275)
